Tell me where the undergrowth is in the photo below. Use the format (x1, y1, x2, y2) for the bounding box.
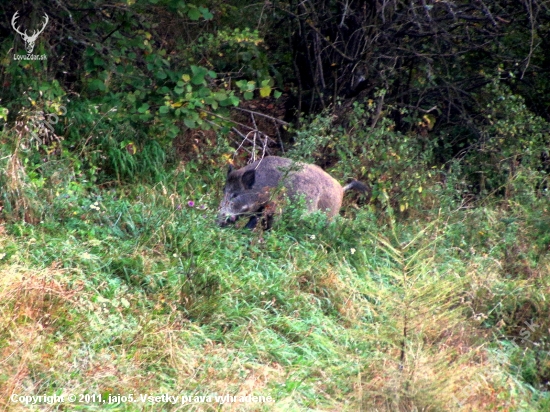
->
(0, 161, 549, 411)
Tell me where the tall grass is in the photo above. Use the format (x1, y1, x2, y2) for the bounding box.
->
(0, 161, 549, 411)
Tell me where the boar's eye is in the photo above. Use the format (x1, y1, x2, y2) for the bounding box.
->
(230, 193, 239, 199)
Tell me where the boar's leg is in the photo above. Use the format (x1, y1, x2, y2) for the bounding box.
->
(261, 214, 274, 230)
(244, 212, 273, 230)
(260, 202, 276, 230)
(244, 201, 274, 230)
(244, 215, 259, 229)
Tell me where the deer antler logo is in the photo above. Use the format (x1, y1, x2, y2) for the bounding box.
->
(12, 11, 49, 54)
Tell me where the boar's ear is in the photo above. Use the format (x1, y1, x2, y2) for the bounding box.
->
(241, 169, 256, 189)
(227, 165, 234, 175)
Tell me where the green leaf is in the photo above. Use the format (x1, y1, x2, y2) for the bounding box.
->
(93, 57, 105, 67)
(89, 79, 106, 91)
(198, 87, 210, 97)
(137, 103, 149, 113)
(184, 118, 196, 128)
(274, 90, 282, 99)
(244, 91, 254, 100)
(236, 80, 248, 91)
(191, 75, 205, 85)
(159, 105, 170, 114)
(213, 91, 228, 101)
(174, 86, 184, 94)
(0, 107, 9, 122)
(98, 70, 109, 81)
(188, 8, 201, 20)
(199, 6, 213, 20)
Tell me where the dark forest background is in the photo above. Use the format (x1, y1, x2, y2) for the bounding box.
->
(2, 0, 550, 203)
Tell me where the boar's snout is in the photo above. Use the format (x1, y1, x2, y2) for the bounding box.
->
(217, 213, 238, 227)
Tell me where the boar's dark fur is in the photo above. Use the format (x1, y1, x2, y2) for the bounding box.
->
(217, 156, 368, 229)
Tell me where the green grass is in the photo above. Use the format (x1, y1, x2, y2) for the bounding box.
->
(1, 164, 549, 411)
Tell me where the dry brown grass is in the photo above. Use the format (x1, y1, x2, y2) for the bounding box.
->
(0, 261, 287, 411)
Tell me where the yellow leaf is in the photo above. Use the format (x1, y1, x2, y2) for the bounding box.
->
(423, 114, 436, 130)
(260, 85, 271, 98)
(418, 186, 423, 193)
(182, 74, 191, 82)
(400, 204, 405, 212)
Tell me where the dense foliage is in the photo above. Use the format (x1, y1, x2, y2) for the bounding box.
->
(1, 0, 549, 202)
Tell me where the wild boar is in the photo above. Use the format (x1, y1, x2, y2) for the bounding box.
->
(217, 156, 368, 229)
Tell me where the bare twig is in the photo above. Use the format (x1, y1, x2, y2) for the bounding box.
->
(232, 108, 289, 125)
